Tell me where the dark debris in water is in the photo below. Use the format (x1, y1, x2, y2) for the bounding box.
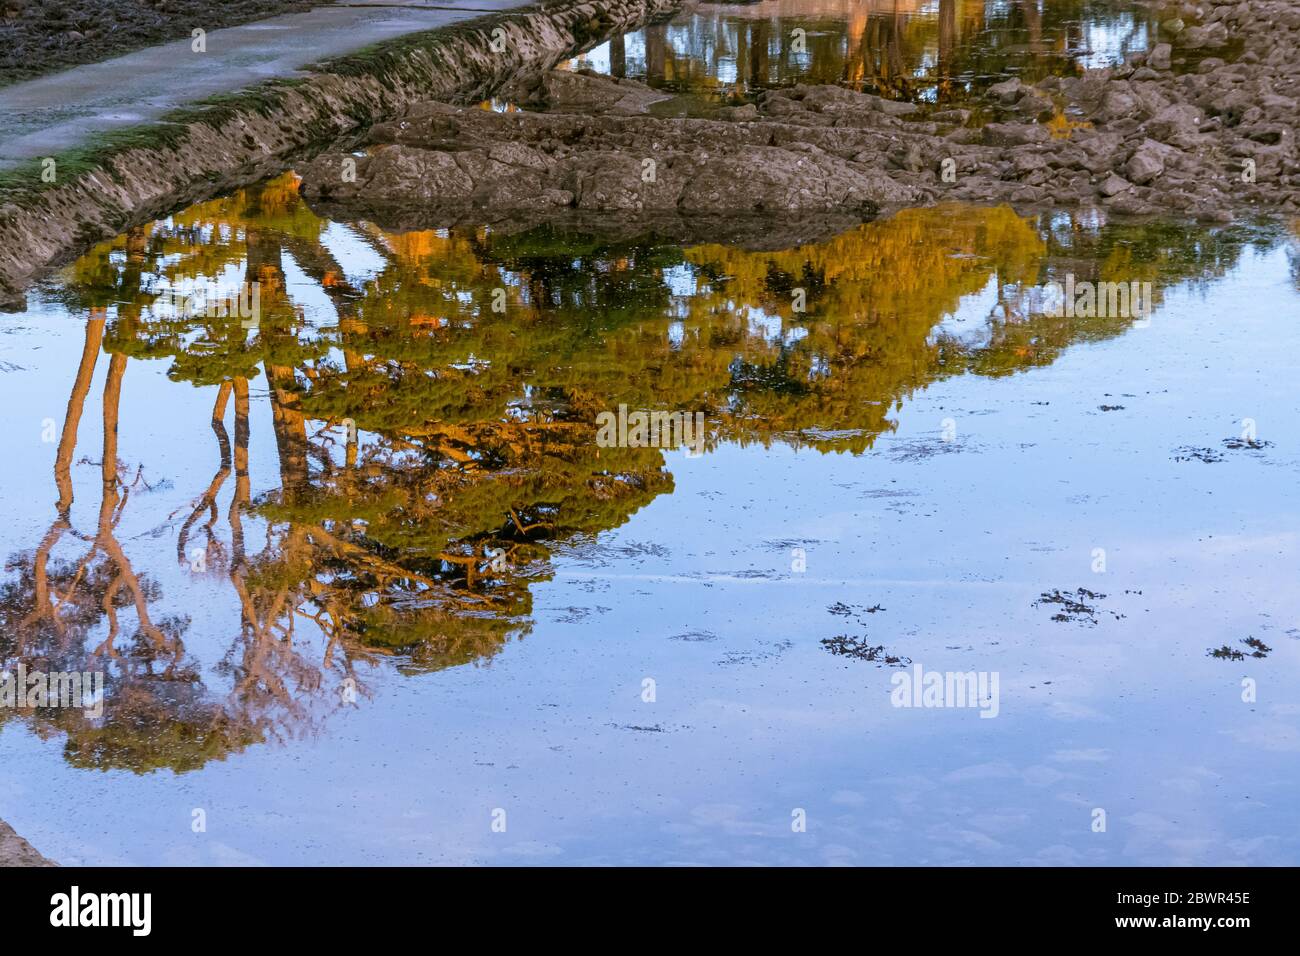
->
(1174, 438, 1274, 462)
(1172, 446, 1224, 463)
(820, 635, 910, 666)
(717, 640, 793, 667)
(822, 602, 902, 664)
(613, 723, 668, 733)
(1208, 637, 1272, 660)
(888, 438, 963, 462)
(1035, 587, 1124, 625)
(670, 630, 718, 642)
(828, 601, 885, 618)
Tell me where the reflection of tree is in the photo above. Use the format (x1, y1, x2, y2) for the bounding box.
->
(683, 204, 1045, 451)
(1288, 218, 1300, 293)
(3, 172, 1261, 772)
(577, 0, 1152, 103)
(949, 217, 1257, 377)
(1, 318, 251, 774)
(24, 331, 178, 664)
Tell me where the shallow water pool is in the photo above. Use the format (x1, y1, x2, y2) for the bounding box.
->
(1, 169, 1297, 864)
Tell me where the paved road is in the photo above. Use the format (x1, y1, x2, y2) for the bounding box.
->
(0, 0, 532, 170)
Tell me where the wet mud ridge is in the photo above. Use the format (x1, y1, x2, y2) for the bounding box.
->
(302, 0, 1299, 236)
(301, 70, 916, 246)
(0, 0, 682, 302)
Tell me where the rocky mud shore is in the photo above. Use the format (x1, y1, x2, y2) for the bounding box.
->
(0, 817, 54, 866)
(300, 77, 915, 244)
(301, 0, 1299, 230)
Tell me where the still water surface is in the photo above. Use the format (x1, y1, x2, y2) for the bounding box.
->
(0, 2, 1298, 866)
(573, 0, 1163, 106)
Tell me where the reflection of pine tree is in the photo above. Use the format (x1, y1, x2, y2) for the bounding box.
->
(7, 173, 1261, 773)
(0, 319, 255, 774)
(624, 0, 1127, 103)
(685, 205, 1045, 452)
(958, 216, 1256, 378)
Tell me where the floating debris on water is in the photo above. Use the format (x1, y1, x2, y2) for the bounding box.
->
(1035, 587, 1125, 625)
(1209, 638, 1272, 660)
(820, 635, 910, 667)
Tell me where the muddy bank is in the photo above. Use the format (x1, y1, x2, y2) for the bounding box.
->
(301, 0, 1298, 231)
(300, 83, 914, 243)
(0, 0, 683, 303)
(0, 0, 326, 86)
(0, 817, 55, 866)
(932, 0, 1299, 220)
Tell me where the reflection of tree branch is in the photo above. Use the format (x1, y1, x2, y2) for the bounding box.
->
(55, 313, 105, 517)
(304, 524, 441, 590)
(95, 353, 175, 661)
(22, 316, 108, 646)
(176, 380, 233, 567)
(229, 377, 251, 567)
(508, 507, 553, 537)
(91, 575, 125, 661)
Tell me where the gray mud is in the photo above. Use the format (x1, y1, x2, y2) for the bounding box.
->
(0, 817, 55, 866)
(301, 0, 1299, 231)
